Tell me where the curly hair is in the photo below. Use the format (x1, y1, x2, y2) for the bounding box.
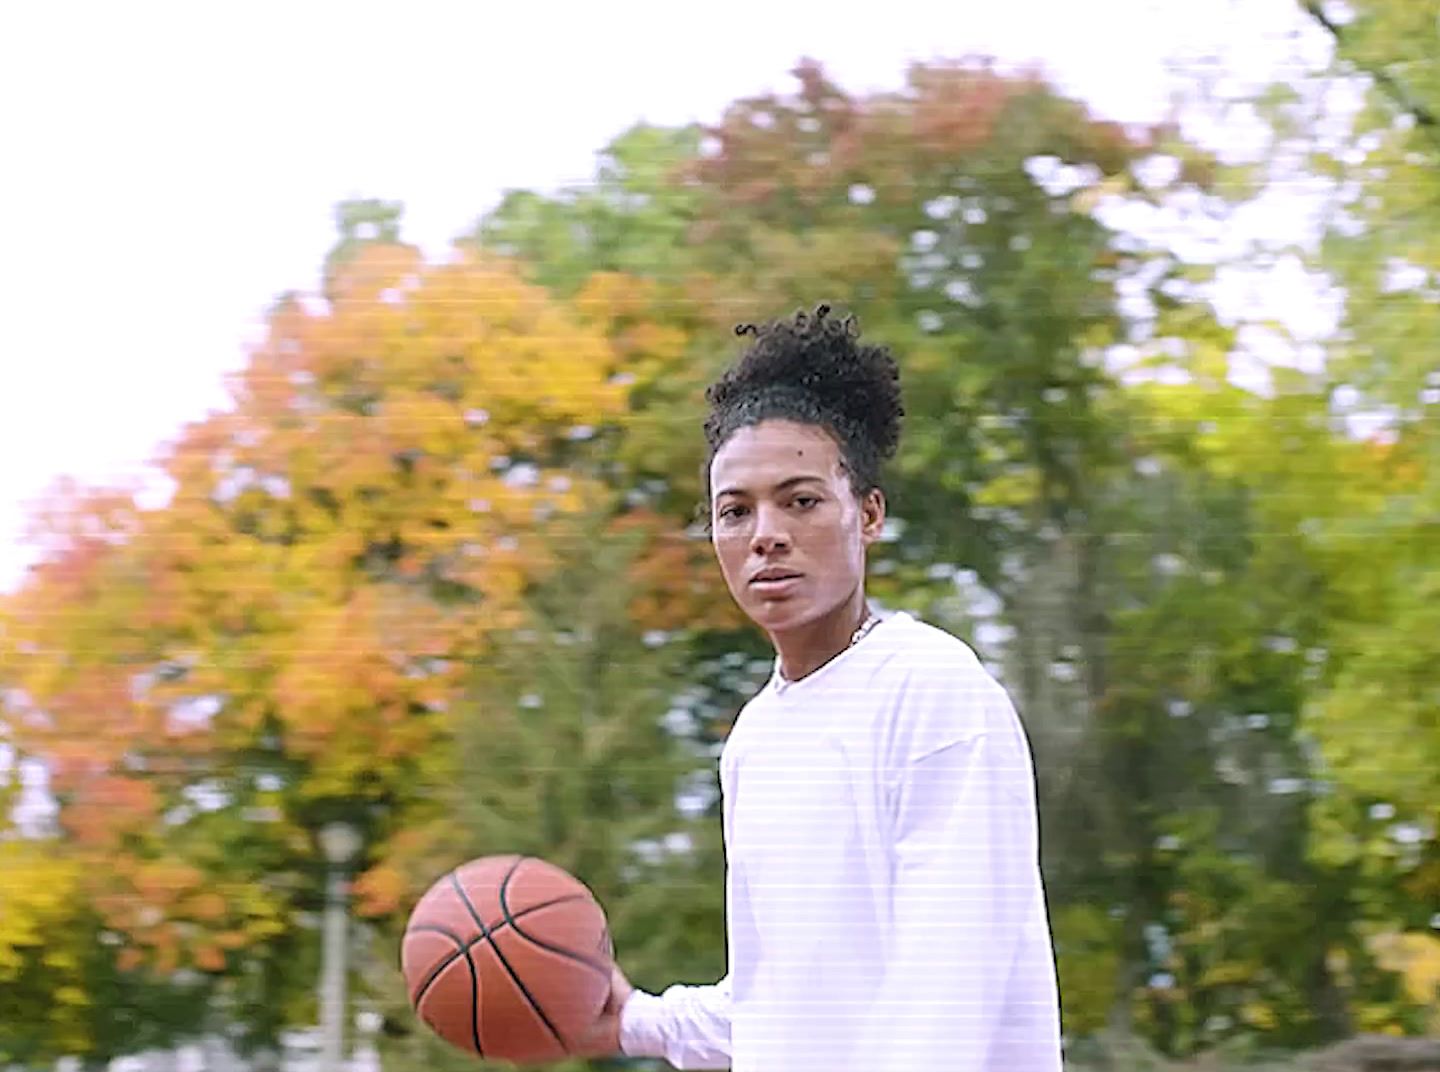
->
(702, 303, 904, 504)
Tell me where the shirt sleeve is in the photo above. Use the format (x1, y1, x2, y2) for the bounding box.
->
(619, 974, 732, 1070)
(858, 699, 1049, 1071)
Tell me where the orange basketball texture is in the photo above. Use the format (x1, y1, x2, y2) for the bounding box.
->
(401, 855, 615, 1063)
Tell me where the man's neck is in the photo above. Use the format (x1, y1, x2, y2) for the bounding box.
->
(772, 592, 872, 683)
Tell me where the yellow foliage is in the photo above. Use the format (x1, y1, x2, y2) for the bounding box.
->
(1367, 930, 1440, 1029)
(0, 844, 83, 980)
(574, 271, 658, 324)
(54, 985, 89, 1007)
(0, 251, 669, 1042)
(973, 467, 1042, 509)
(1240, 1001, 1278, 1030)
(1197, 961, 1254, 988)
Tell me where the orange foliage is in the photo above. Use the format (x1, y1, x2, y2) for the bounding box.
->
(1, 249, 641, 983)
(351, 862, 408, 918)
(689, 58, 1160, 242)
(185, 892, 229, 923)
(63, 775, 162, 848)
(193, 944, 227, 973)
(903, 63, 1040, 157)
(609, 509, 742, 632)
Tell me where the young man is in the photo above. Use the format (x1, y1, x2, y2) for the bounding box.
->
(578, 306, 1063, 1070)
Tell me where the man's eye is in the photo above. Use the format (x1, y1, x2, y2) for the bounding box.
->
(718, 504, 748, 520)
(793, 496, 819, 509)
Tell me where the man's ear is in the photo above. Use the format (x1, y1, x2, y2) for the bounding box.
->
(859, 488, 886, 547)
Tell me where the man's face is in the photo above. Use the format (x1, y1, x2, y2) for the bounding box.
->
(709, 419, 884, 635)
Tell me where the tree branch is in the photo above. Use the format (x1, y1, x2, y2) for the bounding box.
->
(1301, 0, 1440, 150)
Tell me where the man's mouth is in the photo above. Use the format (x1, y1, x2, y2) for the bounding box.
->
(751, 570, 803, 588)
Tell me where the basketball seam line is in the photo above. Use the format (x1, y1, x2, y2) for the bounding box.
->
(497, 866, 613, 980)
(461, 937, 484, 1057)
(407, 922, 486, 1056)
(407, 892, 590, 1008)
(451, 859, 569, 1053)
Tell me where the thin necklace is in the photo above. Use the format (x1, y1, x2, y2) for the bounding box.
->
(778, 606, 880, 684)
(850, 608, 880, 647)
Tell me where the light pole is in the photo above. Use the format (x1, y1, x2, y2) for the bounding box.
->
(318, 821, 363, 1072)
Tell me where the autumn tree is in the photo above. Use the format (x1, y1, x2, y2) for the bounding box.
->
(0, 234, 651, 1060)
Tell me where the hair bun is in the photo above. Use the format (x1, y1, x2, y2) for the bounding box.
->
(710, 304, 902, 461)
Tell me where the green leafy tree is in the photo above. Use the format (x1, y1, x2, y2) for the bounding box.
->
(476, 125, 705, 299)
(353, 506, 729, 1071)
(474, 59, 1348, 1056)
(1262, 0, 1440, 1034)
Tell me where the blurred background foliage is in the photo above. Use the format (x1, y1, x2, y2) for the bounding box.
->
(2, 3, 1438, 1069)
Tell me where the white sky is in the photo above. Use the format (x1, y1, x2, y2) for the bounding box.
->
(0, 0, 1331, 593)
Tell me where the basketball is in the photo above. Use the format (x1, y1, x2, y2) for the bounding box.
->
(401, 854, 616, 1063)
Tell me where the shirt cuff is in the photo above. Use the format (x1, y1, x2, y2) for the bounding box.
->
(618, 988, 667, 1058)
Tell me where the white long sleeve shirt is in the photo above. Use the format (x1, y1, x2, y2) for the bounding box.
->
(620, 611, 1063, 1071)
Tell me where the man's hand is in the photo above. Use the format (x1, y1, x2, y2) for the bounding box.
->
(571, 964, 635, 1059)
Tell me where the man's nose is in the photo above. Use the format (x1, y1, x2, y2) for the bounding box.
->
(750, 503, 791, 555)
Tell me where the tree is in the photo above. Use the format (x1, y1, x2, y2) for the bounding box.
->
(1290, 0, 1440, 829)
(10, 40, 1435, 1060)
(1280, 0, 1440, 1034)
(476, 125, 706, 300)
(470, 56, 1414, 1056)
(0, 229, 640, 1059)
(352, 506, 732, 1071)
(472, 57, 1260, 1050)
